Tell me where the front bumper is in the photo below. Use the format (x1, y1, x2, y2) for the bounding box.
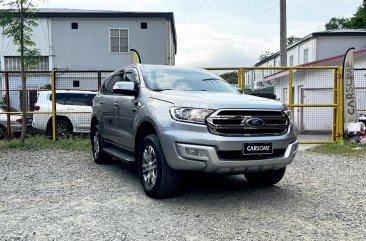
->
(159, 123, 298, 174)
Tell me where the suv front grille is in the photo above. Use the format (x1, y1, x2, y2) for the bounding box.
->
(206, 109, 289, 136)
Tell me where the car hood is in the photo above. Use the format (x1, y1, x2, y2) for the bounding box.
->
(148, 90, 285, 110)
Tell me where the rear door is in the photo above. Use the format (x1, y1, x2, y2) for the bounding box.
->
(64, 93, 96, 133)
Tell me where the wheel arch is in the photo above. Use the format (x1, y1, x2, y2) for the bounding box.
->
(90, 116, 99, 140)
(135, 121, 158, 160)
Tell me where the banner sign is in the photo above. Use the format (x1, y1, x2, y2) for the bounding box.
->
(342, 47, 358, 124)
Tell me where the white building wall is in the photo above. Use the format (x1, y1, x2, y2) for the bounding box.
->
(0, 19, 51, 70)
(50, 18, 172, 70)
(316, 36, 366, 60)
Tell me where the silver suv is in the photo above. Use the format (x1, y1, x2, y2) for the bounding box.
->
(91, 65, 298, 198)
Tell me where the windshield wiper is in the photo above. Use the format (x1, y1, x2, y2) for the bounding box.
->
(153, 88, 173, 92)
(201, 78, 221, 81)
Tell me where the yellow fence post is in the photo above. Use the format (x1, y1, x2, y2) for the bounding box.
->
(289, 68, 293, 112)
(240, 68, 246, 92)
(337, 66, 343, 144)
(51, 70, 57, 143)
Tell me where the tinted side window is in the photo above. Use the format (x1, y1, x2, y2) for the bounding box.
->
(100, 76, 112, 94)
(50, 93, 68, 105)
(106, 75, 123, 94)
(65, 93, 96, 106)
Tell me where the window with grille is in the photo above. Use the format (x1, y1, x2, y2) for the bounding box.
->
(303, 48, 309, 64)
(4, 56, 49, 71)
(110, 29, 129, 53)
(289, 55, 294, 66)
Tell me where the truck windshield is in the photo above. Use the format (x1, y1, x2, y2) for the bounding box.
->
(140, 66, 238, 93)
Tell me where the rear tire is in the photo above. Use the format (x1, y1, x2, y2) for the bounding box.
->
(0, 125, 6, 139)
(56, 119, 72, 138)
(244, 167, 286, 186)
(91, 124, 111, 164)
(138, 134, 180, 198)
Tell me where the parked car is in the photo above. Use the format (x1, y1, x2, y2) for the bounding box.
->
(32, 90, 97, 137)
(0, 105, 32, 139)
(91, 64, 298, 198)
(358, 113, 366, 126)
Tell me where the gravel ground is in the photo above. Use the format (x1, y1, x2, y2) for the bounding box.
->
(0, 148, 365, 241)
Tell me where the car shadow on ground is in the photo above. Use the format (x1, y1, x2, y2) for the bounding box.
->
(102, 159, 297, 204)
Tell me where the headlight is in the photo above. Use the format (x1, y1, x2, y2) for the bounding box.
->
(170, 107, 214, 124)
(284, 108, 292, 122)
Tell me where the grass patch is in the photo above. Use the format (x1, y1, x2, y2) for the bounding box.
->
(0, 135, 91, 152)
(309, 142, 366, 157)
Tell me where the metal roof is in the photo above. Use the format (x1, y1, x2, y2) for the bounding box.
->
(255, 29, 366, 66)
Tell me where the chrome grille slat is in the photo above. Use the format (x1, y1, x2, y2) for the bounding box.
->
(206, 109, 289, 136)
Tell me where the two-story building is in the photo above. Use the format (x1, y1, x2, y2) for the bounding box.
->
(1, 8, 177, 70)
(0, 8, 177, 110)
(250, 30, 366, 134)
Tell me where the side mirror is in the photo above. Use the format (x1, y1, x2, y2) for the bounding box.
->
(113, 82, 138, 97)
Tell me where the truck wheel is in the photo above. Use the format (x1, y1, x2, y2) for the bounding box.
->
(138, 134, 180, 198)
(91, 124, 111, 164)
(55, 119, 72, 138)
(0, 125, 6, 139)
(244, 167, 286, 186)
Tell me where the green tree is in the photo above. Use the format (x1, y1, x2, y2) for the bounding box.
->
(325, 1, 366, 29)
(0, 0, 40, 143)
(349, 1, 366, 28)
(287, 36, 301, 45)
(220, 71, 238, 85)
(259, 51, 274, 61)
(325, 17, 351, 30)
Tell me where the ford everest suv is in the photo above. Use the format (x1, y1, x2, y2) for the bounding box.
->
(91, 64, 298, 198)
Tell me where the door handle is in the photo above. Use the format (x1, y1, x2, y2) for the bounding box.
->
(99, 100, 104, 105)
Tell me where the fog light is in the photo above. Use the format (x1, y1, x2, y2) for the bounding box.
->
(176, 143, 210, 161)
(293, 142, 298, 152)
(185, 147, 207, 158)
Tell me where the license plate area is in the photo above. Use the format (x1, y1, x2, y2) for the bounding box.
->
(243, 142, 273, 155)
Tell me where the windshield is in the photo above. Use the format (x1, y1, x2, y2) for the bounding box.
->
(141, 66, 238, 93)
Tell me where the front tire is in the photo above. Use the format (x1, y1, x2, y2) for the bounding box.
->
(138, 134, 180, 198)
(91, 124, 111, 164)
(244, 167, 286, 186)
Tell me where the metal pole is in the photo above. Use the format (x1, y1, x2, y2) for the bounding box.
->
(337, 66, 344, 143)
(280, 0, 287, 66)
(51, 70, 57, 143)
(5, 72, 11, 140)
(97, 71, 101, 90)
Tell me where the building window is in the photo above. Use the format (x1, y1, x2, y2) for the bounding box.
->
(141, 22, 147, 29)
(4, 56, 49, 71)
(73, 80, 80, 87)
(303, 48, 309, 63)
(110, 29, 129, 53)
(289, 55, 294, 66)
(71, 22, 78, 29)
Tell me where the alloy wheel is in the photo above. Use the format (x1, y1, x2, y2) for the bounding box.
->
(142, 145, 158, 190)
(93, 130, 100, 159)
(56, 123, 71, 138)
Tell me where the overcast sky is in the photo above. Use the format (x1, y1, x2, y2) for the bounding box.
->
(35, 0, 363, 67)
